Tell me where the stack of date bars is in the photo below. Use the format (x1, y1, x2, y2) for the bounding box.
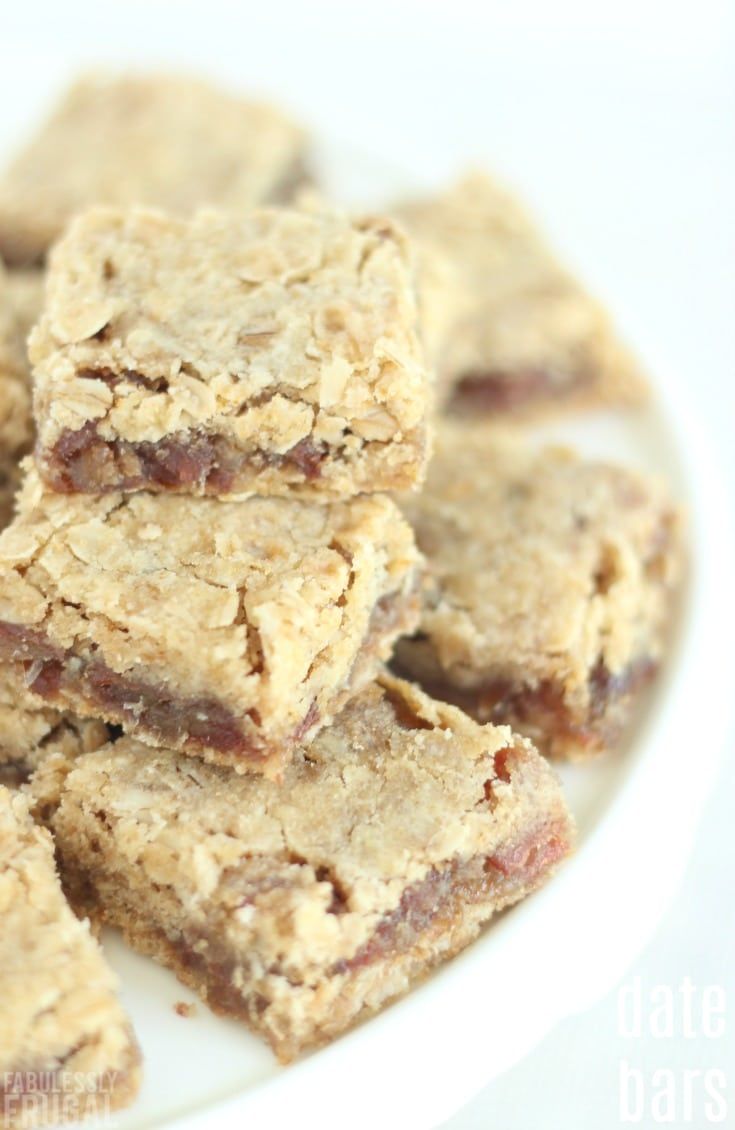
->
(0, 74, 682, 1125)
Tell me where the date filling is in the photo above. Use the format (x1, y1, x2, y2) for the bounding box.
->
(449, 367, 587, 414)
(42, 420, 328, 494)
(393, 657, 656, 755)
(0, 592, 407, 761)
(63, 808, 570, 1055)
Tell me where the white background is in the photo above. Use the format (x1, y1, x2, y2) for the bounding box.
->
(3, 3, 734, 1126)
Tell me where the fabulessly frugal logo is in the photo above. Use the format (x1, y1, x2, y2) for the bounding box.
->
(2, 1070, 120, 1127)
(617, 976, 728, 1124)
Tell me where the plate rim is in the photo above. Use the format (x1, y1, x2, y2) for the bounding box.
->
(5, 131, 730, 1130)
(146, 390, 734, 1130)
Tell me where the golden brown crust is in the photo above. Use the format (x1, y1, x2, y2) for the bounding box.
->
(0, 73, 308, 266)
(0, 462, 422, 772)
(31, 205, 431, 497)
(396, 172, 648, 416)
(49, 675, 573, 1062)
(0, 787, 140, 1127)
(395, 424, 683, 758)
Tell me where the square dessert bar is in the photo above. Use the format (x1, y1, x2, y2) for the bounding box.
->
(0, 788, 140, 1127)
(0, 464, 422, 774)
(31, 205, 431, 498)
(396, 173, 647, 416)
(0, 73, 308, 267)
(47, 675, 573, 1063)
(0, 263, 34, 528)
(395, 425, 682, 759)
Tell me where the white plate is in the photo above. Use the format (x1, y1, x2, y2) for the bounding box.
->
(3, 132, 733, 1130)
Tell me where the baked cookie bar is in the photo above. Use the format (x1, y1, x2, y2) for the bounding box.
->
(0, 73, 308, 267)
(0, 787, 140, 1128)
(395, 425, 682, 759)
(0, 464, 421, 774)
(0, 669, 109, 791)
(0, 263, 34, 528)
(47, 675, 573, 1063)
(31, 206, 431, 498)
(396, 172, 647, 416)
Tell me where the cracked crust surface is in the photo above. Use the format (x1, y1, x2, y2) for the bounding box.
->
(0, 263, 34, 528)
(0, 787, 140, 1127)
(395, 424, 682, 758)
(0, 463, 422, 773)
(0, 74, 309, 267)
(396, 172, 648, 416)
(48, 674, 573, 1063)
(31, 205, 431, 497)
